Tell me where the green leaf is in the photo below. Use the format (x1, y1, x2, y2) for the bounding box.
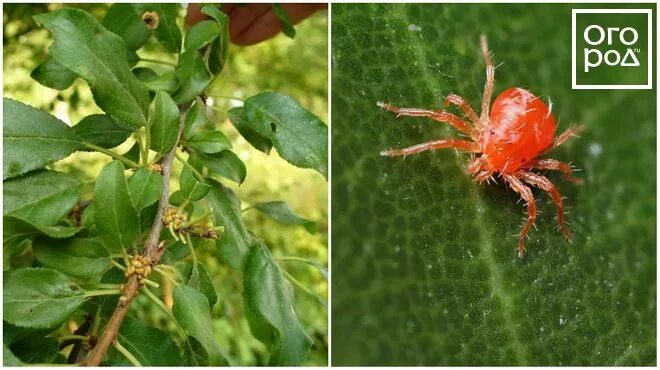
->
(33, 237, 110, 279)
(123, 142, 141, 164)
(206, 180, 251, 271)
(201, 6, 230, 74)
(172, 51, 213, 104)
(145, 71, 179, 93)
(188, 262, 218, 308)
(244, 92, 328, 178)
(30, 55, 77, 90)
(4, 216, 82, 251)
(4, 170, 81, 226)
(149, 91, 180, 153)
(9, 331, 59, 364)
(102, 3, 150, 64)
(272, 4, 296, 39)
(34, 8, 149, 128)
(252, 201, 316, 234)
(172, 285, 228, 365)
(183, 98, 209, 139)
(185, 130, 232, 154)
(197, 150, 247, 185)
(3, 267, 85, 328)
(161, 240, 190, 264)
(106, 316, 181, 366)
(331, 3, 655, 366)
(134, 67, 179, 93)
(135, 4, 182, 53)
(133, 66, 159, 82)
(74, 114, 133, 149)
(93, 161, 139, 254)
(3, 98, 81, 180)
(128, 168, 164, 211)
(182, 335, 209, 366)
(228, 107, 272, 154)
(180, 161, 212, 201)
(244, 242, 312, 365)
(4, 345, 23, 366)
(185, 20, 221, 51)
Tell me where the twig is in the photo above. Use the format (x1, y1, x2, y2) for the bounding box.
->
(139, 57, 177, 67)
(81, 106, 188, 366)
(83, 142, 140, 169)
(113, 340, 142, 367)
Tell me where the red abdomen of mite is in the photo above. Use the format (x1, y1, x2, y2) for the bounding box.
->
(480, 88, 556, 173)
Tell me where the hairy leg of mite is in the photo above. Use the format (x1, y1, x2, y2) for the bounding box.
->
(444, 94, 483, 130)
(474, 170, 493, 183)
(377, 101, 478, 138)
(519, 171, 573, 242)
(503, 174, 537, 257)
(524, 158, 583, 184)
(546, 125, 585, 151)
(479, 34, 495, 124)
(380, 139, 481, 157)
(466, 156, 486, 174)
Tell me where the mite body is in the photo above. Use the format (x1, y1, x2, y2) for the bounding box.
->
(379, 35, 582, 257)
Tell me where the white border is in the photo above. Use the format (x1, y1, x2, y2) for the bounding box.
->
(572, 8, 653, 89)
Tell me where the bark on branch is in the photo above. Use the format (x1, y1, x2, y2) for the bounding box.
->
(82, 111, 187, 366)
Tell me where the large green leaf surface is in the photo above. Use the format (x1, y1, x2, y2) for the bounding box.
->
(4, 216, 82, 252)
(201, 5, 230, 74)
(128, 168, 163, 212)
(30, 55, 77, 90)
(3, 268, 85, 328)
(172, 285, 228, 366)
(244, 242, 313, 365)
(207, 180, 252, 271)
(228, 107, 273, 154)
(332, 4, 655, 366)
(105, 317, 182, 366)
(93, 161, 140, 254)
(4, 170, 81, 226)
(34, 8, 149, 128)
(184, 20, 220, 51)
(244, 92, 328, 178)
(102, 3, 150, 62)
(73, 114, 133, 150)
(187, 262, 218, 308)
(33, 237, 110, 279)
(172, 51, 213, 104)
(149, 91, 180, 153)
(179, 162, 211, 202)
(3, 98, 81, 180)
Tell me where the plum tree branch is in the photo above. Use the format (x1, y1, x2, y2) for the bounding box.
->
(81, 107, 188, 366)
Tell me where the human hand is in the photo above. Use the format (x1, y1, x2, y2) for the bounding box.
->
(186, 3, 327, 46)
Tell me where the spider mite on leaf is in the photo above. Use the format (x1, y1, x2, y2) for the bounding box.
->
(378, 34, 584, 258)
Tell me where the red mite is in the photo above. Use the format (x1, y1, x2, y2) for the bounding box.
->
(379, 35, 583, 257)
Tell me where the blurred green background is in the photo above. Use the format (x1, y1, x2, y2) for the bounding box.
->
(332, 3, 655, 366)
(3, 3, 328, 366)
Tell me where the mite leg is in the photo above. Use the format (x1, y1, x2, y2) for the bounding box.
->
(479, 34, 495, 124)
(466, 156, 486, 174)
(377, 101, 478, 139)
(503, 174, 537, 257)
(524, 158, 583, 185)
(380, 139, 481, 157)
(545, 125, 585, 151)
(474, 170, 494, 184)
(520, 171, 573, 242)
(443, 94, 483, 130)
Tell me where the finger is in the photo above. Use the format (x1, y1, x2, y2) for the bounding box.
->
(233, 3, 326, 46)
(185, 3, 205, 26)
(224, 4, 272, 40)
